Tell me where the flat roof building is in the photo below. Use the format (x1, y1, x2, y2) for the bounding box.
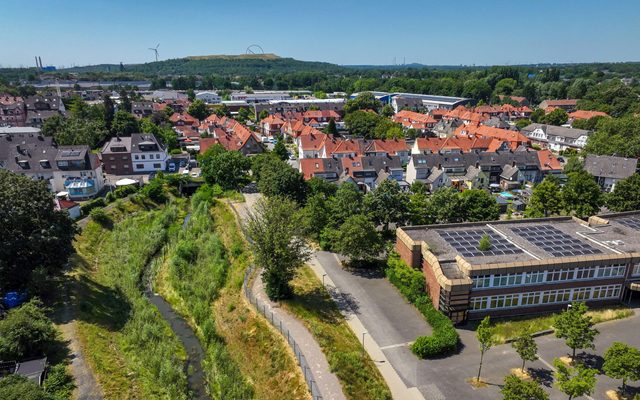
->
(396, 212, 640, 323)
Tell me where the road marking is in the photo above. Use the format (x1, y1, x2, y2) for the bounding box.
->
(380, 341, 414, 350)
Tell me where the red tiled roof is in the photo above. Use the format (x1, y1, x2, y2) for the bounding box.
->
(455, 124, 530, 150)
(57, 199, 79, 210)
(537, 149, 563, 171)
(568, 110, 609, 120)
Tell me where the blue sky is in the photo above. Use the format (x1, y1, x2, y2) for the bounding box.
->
(1, 0, 639, 68)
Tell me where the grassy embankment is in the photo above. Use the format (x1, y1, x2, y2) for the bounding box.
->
(281, 266, 392, 400)
(155, 193, 309, 400)
(486, 306, 634, 344)
(72, 196, 190, 399)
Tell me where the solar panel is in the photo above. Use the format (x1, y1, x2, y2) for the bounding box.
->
(616, 217, 640, 231)
(511, 225, 602, 257)
(437, 229, 523, 258)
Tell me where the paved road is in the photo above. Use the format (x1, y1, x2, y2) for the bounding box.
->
(315, 251, 640, 400)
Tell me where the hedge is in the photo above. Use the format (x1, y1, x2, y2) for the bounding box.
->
(80, 197, 105, 215)
(385, 253, 459, 358)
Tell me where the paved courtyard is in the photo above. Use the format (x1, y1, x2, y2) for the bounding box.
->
(315, 250, 640, 400)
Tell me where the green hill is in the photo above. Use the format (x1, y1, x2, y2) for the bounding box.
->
(60, 54, 345, 76)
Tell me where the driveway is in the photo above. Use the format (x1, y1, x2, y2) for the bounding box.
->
(315, 251, 640, 400)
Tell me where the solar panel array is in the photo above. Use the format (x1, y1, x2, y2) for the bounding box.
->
(511, 225, 602, 257)
(616, 216, 640, 231)
(437, 229, 523, 258)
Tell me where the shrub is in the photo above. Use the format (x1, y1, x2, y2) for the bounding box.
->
(385, 253, 459, 358)
(478, 234, 491, 251)
(141, 179, 167, 204)
(0, 299, 58, 360)
(114, 184, 138, 199)
(80, 197, 105, 215)
(0, 374, 51, 400)
(89, 208, 111, 226)
(44, 363, 75, 399)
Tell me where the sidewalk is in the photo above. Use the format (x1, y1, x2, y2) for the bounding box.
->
(308, 254, 425, 400)
(250, 270, 346, 400)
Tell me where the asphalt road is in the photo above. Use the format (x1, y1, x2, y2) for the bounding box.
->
(315, 251, 640, 400)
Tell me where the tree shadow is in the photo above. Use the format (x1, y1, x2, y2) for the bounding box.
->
(326, 285, 360, 316)
(74, 275, 131, 331)
(528, 367, 554, 387)
(289, 284, 349, 324)
(575, 351, 604, 371)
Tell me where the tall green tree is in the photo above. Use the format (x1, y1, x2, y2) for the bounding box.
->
(426, 187, 462, 224)
(0, 171, 77, 292)
(332, 214, 383, 264)
(563, 156, 584, 174)
(606, 174, 640, 212)
(0, 299, 58, 360)
(602, 342, 640, 393)
(381, 104, 395, 117)
(541, 108, 569, 126)
(298, 193, 330, 241)
(364, 179, 410, 231)
(200, 144, 251, 190)
(343, 92, 382, 113)
(257, 157, 307, 203)
(324, 118, 338, 134)
(526, 175, 563, 217)
(103, 94, 115, 130)
(327, 182, 364, 228)
(554, 302, 599, 361)
(246, 197, 310, 300)
(187, 99, 210, 121)
(553, 359, 597, 400)
(273, 138, 288, 160)
(562, 170, 602, 219)
(511, 333, 538, 373)
(501, 375, 548, 400)
(111, 110, 140, 136)
(476, 316, 494, 383)
(119, 90, 132, 113)
(459, 189, 500, 222)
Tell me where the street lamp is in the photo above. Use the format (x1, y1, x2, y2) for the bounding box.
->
(361, 331, 368, 359)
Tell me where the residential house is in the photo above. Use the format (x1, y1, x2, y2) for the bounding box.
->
(364, 139, 411, 164)
(392, 110, 437, 133)
(406, 150, 551, 188)
(520, 123, 591, 152)
(260, 114, 285, 136)
(0, 131, 104, 198)
(568, 110, 609, 122)
(538, 99, 578, 112)
(411, 136, 506, 155)
(25, 93, 65, 127)
(455, 124, 530, 150)
(199, 123, 264, 156)
(583, 154, 638, 192)
(132, 101, 154, 118)
(0, 95, 26, 127)
(100, 133, 169, 175)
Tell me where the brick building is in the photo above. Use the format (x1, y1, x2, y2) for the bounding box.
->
(396, 212, 640, 323)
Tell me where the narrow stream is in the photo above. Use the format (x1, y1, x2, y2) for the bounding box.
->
(143, 213, 209, 400)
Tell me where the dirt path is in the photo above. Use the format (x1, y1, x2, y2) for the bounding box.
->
(56, 286, 104, 400)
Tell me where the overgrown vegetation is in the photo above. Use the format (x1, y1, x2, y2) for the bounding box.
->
(384, 254, 459, 358)
(156, 188, 309, 400)
(73, 199, 189, 399)
(281, 266, 392, 400)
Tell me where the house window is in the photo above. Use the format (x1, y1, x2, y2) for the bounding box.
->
(470, 297, 488, 310)
(473, 275, 491, 289)
(136, 164, 144, 169)
(524, 271, 545, 284)
(633, 264, 640, 277)
(135, 155, 139, 160)
(572, 288, 590, 301)
(124, 164, 129, 168)
(110, 165, 115, 169)
(547, 269, 574, 282)
(521, 292, 539, 306)
(141, 155, 146, 160)
(575, 267, 596, 280)
(156, 154, 160, 159)
(597, 264, 626, 278)
(153, 163, 161, 169)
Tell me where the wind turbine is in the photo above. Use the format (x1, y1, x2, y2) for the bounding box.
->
(149, 44, 160, 62)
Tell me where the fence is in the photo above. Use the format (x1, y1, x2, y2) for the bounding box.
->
(242, 265, 323, 400)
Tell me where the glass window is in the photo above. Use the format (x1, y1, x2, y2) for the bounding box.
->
(153, 163, 161, 169)
(470, 297, 487, 310)
(572, 288, 590, 301)
(136, 164, 144, 169)
(524, 271, 545, 284)
(633, 264, 640, 277)
(521, 292, 539, 306)
(473, 276, 491, 289)
(576, 267, 596, 280)
(141, 155, 146, 160)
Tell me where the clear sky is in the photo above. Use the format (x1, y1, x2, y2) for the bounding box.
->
(1, 0, 639, 68)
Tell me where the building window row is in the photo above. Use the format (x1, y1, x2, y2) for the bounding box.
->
(469, 284, 622, 311)
(472, 264, 627, 289)
(632, 263, 640, 277)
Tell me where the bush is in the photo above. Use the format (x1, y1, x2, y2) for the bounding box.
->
(0, 374, 52, 400)
(114, 184, 138, 199)
(80, 197, 105, 215)
(89, 208, 111, 226)
(141, 179, 167, 204)
(44, 364, 75, 399)
(0, 299, 58, 360)
(385, 254, 459, 358)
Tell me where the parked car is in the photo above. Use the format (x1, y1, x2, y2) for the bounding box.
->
(168, 163, 176, 172)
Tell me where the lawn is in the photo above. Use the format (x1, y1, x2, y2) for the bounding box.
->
(485, 306, 634, 344)
(156, 196, 310, 400)
(280, 265, 392, 400)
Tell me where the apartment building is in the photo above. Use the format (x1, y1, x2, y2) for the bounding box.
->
(396, 212, 640, 323)
(100, 133, 168, 175)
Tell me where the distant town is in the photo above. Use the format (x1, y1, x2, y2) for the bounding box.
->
(1, 57, 640, 400)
